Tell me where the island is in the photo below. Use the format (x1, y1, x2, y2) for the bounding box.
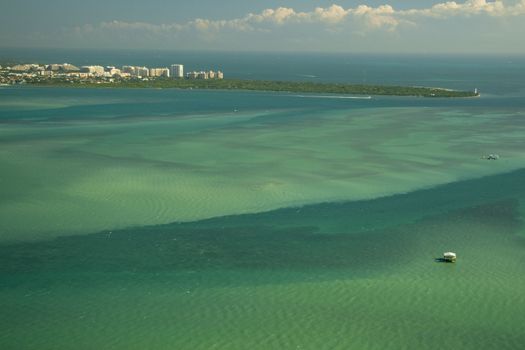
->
(17, 78, 477, 98)
(1, 62, 479, 98)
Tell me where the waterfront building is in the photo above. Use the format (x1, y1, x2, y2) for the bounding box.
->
(7, 64, 44, 73)
(11, 64, 32, 72)
(150, 68, 170, 77)
(47, 64, 60, 71)
(66, 72, 91, 79)
(62, 63, 80, 72)
(104, 66, 121, 76)
(185, 70, 224, 80)
(80, 65, 105, 76)
(186, 71, 198, 79)
(136, 67, 149, 77)
(121, 66, 149, 77)
(121, 66, 136, 74)
(170, 64, 184, 78)
(197, 71, 208, 79)
(107, 67, 122, 76)
(47, 63, 79, 72)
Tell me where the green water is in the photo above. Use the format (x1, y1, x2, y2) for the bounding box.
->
(2, 171, 525, 349)
(1, 87, 525, 349)
(2, 90, 525, 242)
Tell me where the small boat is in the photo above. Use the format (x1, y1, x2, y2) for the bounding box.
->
(443, 252, 457, 262)
(482, 154, 499, 160)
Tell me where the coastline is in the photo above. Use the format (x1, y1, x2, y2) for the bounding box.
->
(24, 78, 479, 98)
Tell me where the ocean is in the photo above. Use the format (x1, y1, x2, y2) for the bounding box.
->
(1, 49, 525, 349)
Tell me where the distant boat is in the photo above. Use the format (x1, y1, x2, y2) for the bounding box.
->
(443, 252, 457, 262)
(482, 154, 500, 160)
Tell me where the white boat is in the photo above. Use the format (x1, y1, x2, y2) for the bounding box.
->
(443, 252, 457, 262)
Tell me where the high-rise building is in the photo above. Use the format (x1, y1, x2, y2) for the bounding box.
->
(150, 68, 170, 77)
(121, 66, 150, 77)
(136, 67, 149, 77)
(170, 64, 184, 78)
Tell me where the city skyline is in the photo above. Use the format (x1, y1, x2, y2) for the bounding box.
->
(1, 1, 525, 54)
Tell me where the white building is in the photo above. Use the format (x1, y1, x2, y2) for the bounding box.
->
(150, 68, 170, 77)
(170, 64, 184, 78)
(107, 68, 122, 76)
(121, 66, 149, 77)
(136, 66, 149, 77)
(186, 71, 199, 79)
(62, 63, 80, 72)
(81, 65, 105, 76)
(11, 64, 32, 72)
(198, 71, 208, 79)
(185, 70, 224, 80)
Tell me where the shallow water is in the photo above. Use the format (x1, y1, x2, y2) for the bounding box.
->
(1, 88, 525, 242)
(1, 169, 525, 349)
(1, 54, 525, 348)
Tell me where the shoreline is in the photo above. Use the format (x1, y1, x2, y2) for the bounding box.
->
(22, 78, 479, 98)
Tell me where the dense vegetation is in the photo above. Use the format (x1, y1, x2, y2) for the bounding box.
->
(29, 78, 478, 98)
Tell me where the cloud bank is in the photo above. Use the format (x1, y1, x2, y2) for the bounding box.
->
(41, 1, 525, 52)
(77, 1, 525, 33)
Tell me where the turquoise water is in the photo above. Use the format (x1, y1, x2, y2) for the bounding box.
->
(1, 52, 525, 349)
(1, 170, 525, 349)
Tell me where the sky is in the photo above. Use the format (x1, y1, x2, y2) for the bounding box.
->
(1, 0, 525, 53)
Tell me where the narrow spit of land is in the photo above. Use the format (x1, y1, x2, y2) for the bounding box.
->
(28, 78, 479, 98)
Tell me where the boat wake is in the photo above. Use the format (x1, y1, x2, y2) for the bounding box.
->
(293, 94, 372, 100)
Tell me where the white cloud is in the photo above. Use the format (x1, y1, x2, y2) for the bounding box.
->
(78, 1, 525, 36)
(61, 1, 525, 50)
(312, 5, 349, 23)
(404, 0, 507, 17)
(409, 0, 525, 18)
(254, 7, 298, 24)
